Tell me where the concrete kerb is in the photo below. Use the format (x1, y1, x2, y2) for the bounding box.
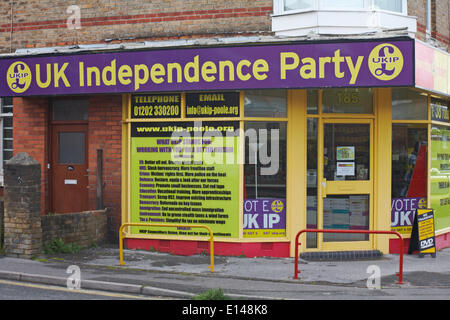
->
(42, 258, 316, 289)
(4, 247, 449, 298)
(20, 273, 67, 287)
(0, 270, 21, 281)
(0, 267, 286, 300)
(0, 269, 195, 299)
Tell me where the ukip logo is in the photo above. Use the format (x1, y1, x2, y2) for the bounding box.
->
(7, 61, 32, 94)
(271, 199, 284, 213)
(368, 43, 404, 81)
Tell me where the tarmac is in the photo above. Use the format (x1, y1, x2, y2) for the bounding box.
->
(1, 244, 450, 300)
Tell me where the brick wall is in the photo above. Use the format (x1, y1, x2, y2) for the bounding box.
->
(0, 199, 3, 248)
(0, 0, 273, 53)
(409, 0, 449, 50)
(1, 1, 447, 53)
(87, 95, 123, 241)
(12, 97, 49, 215)
(41, 209, 108, 248)
(12, 95, 123, 242)
(3, 152, 42, 258)
(409, 0, 428, 41)
(432, 0, 449, 47)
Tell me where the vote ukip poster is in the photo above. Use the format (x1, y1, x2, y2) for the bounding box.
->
(243, 198, 286, 238)
(391, 197, 427, 236)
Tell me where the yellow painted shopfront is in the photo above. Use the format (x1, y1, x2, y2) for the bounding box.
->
(1, 36, 448, 258)
(115, 39, 449, 258)
(120, 84, 448, 258)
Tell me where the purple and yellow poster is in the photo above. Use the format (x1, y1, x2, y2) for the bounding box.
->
(391, 197, 427, 236)
(243, 198, 286, 238)
(130, 120, 240, 238)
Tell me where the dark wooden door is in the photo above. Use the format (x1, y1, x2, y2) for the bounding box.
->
(51, 124, 88, 213)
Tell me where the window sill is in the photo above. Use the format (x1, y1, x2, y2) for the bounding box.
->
(272, 8, 407, 18)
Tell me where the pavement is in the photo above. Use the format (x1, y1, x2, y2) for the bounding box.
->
(1, 244, 450, 300)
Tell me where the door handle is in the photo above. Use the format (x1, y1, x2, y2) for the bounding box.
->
(321, 178, 327, 198)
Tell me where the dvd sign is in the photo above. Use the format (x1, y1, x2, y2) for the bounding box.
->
(408, 208, 437, 258)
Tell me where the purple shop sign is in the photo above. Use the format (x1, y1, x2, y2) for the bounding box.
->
(243, 198, 286, 230)
(0, 39, 414, 96)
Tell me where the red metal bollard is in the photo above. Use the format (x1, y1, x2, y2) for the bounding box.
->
(294, 229, 404, 284)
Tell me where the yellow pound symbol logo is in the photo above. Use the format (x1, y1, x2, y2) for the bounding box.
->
(271, 200, 284, 213)
(7, 61, 32, 93)
(368, 44, 404, 81)
(418, 198, 427, 209)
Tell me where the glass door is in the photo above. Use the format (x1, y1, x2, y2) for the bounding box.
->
(318, 119, 374, 251)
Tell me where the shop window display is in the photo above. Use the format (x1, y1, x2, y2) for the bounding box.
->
(243, 122, 287, 238)
(430, 125, 450, 231)
(307, 118, 318, 247)
(391, 124, 427, 236)
(243, 90, 287, 238)
(243, 122, 287, 199)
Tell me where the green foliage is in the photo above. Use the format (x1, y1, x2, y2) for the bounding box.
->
(192, 288, 230, 300)
(43, 238, 82, 254)
(89, 241, 98, 249)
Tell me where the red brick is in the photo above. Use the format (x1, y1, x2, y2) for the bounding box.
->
(0, 1, 274, 52)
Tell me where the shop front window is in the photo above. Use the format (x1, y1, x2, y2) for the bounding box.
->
(307, 117, 318, 247)
(129, 92, 242, 239)
(391, 124, 428, 235)
(243, 123, 287, 238)
(392, 88, 428, 120)
(244, 89, 287, 118)
(323, 123, 370, 181)
(391, 88, 429, 236)
(244, 122, 287, 199)
(430, 125, 450, 231)
(429, 99, 450, 233)
(307, 90, 319, 115)
(243, 90, 287, 238)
